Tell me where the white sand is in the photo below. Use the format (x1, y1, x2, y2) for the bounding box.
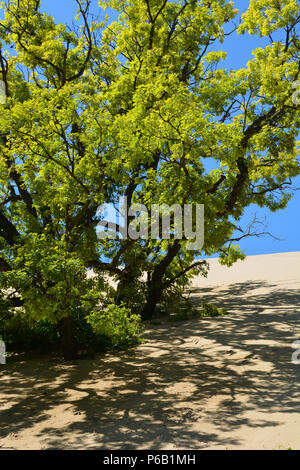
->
(0, 251, 299, 450)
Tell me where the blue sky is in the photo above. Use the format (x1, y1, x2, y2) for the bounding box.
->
(40, 0, 300, 256)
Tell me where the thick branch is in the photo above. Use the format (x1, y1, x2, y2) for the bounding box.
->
(0, 210, 21, 245)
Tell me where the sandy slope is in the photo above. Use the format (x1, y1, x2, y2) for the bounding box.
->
(0, 252, 299, 450)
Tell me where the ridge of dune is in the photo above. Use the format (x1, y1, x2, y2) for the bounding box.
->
(191, 251, 300, 287)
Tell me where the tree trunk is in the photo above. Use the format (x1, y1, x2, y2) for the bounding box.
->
(141, 241, 182, 320)
(141, 284, 163, 320)
(115, 264, 137, 306)
(58, 316, 77, 361)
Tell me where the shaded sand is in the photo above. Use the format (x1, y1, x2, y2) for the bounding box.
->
(0, 252, 299, 450)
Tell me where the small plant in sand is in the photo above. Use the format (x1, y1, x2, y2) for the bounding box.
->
(201, 303, 226, 317)
(167, 299, 226, 322)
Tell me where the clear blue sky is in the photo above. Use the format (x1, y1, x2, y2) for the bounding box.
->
(40, 0, 300, 256)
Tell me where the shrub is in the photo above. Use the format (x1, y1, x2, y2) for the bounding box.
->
(167, 300, 226, 322)
(86, 304, 143, 349)
(201, 303, 226, 317)
(0, 310, 58, 351)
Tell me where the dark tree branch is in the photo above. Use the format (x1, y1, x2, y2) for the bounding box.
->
(0, 210, 21, 246)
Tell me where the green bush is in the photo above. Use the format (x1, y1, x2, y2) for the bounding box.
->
(0, 303, 143, 354)
(86, 304, 143, 349)
(201, 303, 226, 317)
(70, 304, 113, 353)
(0, 310, 59, 351)
(167, 300, 226, 322)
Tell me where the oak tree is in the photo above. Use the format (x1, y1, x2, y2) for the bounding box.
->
(0, 0, 299, 358)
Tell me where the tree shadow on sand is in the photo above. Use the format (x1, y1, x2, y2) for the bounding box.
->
(0, 279, 299, 449)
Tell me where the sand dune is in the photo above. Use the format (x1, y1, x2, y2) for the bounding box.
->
(0, 252, 299, 450)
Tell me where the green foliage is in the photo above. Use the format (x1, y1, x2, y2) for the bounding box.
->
(0, 234, 103, 322)
(0, 303, 142, 353)
(0, 311, 59, 351)
(167, 299, 226, 322)
(201, 303, 226, 317)
(0, 0, 299, 351)
(218, 245, 246, 266)
(86, 304, 143, 348)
